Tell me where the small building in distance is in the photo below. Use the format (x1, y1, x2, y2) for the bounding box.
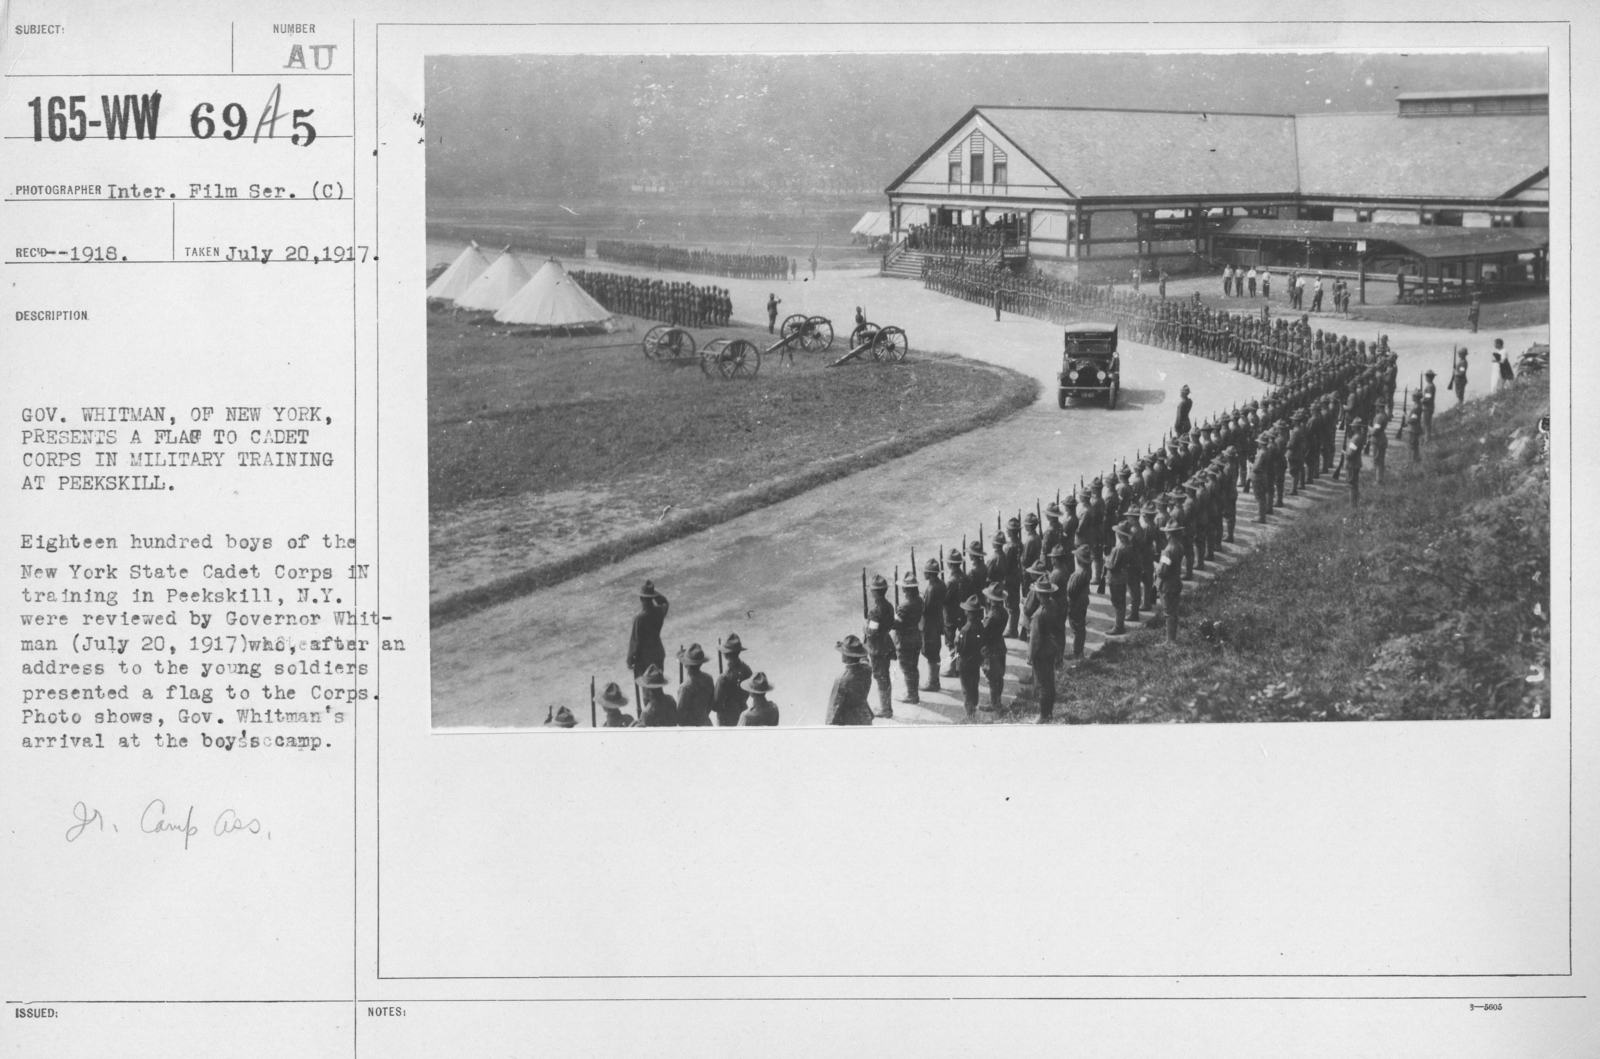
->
(883, 88, 1549, 287)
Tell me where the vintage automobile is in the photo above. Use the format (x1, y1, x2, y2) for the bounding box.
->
(1057, 321, 1120, 409)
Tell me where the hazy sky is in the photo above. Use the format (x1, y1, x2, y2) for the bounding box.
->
(425, 51, 1548, 200)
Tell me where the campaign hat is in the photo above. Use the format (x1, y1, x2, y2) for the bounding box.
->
(836, 635, 869, 660)
(638, 579, 663, 599)
(636, 664, 671, 689)
(719, 633, 745, 655)
(547, 706, 578, 728)
(677, 643, 711, 667)
(599, 682, 631, 709)
(740, 671, 775, 696)
(960, 594, 985, 612)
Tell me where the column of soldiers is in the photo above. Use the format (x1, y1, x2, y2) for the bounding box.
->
(923, 256, 1390, 386)
(840, 340, 1402, 725)
(570, 270, 732, 328)
(595, 239, 790, 280)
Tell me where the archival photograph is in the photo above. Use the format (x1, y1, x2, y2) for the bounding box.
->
(424, 50, 1552, 729)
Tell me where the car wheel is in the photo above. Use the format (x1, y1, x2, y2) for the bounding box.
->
(1107, 381, 1119, 410)
(1058, 389, 1068, 410)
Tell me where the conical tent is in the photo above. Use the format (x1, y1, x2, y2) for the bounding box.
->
(453, 248, 532, 312)
(494, 259, 612, 328)
(425, 241, 490, 302)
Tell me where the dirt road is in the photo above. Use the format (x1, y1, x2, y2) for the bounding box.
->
(428, 257, 1548, 728)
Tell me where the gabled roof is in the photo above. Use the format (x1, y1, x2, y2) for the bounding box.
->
(888, 102, 1548, 206)
(887, 105, 1301, 200)
(980, 106, 1301, 198)
(1294, 112, 1549, 200)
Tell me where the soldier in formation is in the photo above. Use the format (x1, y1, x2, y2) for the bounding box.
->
(863, 574, 898, 719)
(675, 644, 716, 726)
(713, 634, 751, 727)
(1025, 577, 1062, 722)
(894, 571, 924, 707)
(825, 635, 875, 725)
(846, 310, 1403, 719)
(571, 269, 730, 328)
(738, 673, 780, 726)
(923, 257, 1371, 387)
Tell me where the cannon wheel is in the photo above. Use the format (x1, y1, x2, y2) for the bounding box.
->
(850, 322, 881, 350)
(779, 313, 811, 346)
(803, 315, 834, 353)
(873, 326, 909, 363)
(664, 328, 696, 361)
(700, 338, 731, 378)
(644, 325, 695, 361)
(642, 324, 672, 359)
(717, 338, 762, 380)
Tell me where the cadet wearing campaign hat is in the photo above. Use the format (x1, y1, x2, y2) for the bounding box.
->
(825, 635, 874, 726)
(634, 664, 678, 727)
(737, 672, 779, 726)
(626, 579, 671, 682)
(675, 643, 716, 726)
(863, 574, 898, 719)
(712, 634, 752, 727)
(1026, 577, 1062, 723)
(894, 569, 925, 706)
(598, 681, 634, 728)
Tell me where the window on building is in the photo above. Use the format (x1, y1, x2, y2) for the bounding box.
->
(947, 144, 962, 185)
(969, 131, 985, 184)
(992, 145, 1008, 186)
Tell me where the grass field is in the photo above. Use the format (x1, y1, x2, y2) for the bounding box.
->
(1017, 373, 1551, 724)
(428, 310, 1037, 612)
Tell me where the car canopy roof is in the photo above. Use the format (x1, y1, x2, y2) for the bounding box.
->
(1063, 322, 1117, 335)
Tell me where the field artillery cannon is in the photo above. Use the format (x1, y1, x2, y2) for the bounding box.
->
(641, 325, 762, 379)
(700, 338, 763, 380)
(777, 314, 836, 356)
(641, 324, 699, 364)
(827, 321, 910, 367)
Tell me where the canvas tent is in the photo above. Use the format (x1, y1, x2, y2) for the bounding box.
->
(453, 248, 532, 313)
(425, 241, 490, 302)
(851, 211, 891, 239)
(494, 258, 613, 330)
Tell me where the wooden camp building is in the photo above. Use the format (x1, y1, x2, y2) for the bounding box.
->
(882, 88, 1549, 287)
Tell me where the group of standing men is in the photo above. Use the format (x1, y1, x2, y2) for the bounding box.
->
(827, 336, 1403, 725)
(570, 269, 731, 328)
(547, 580, 781, 729)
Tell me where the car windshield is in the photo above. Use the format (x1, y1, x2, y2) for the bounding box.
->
(1066, 338, 1115, 356)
